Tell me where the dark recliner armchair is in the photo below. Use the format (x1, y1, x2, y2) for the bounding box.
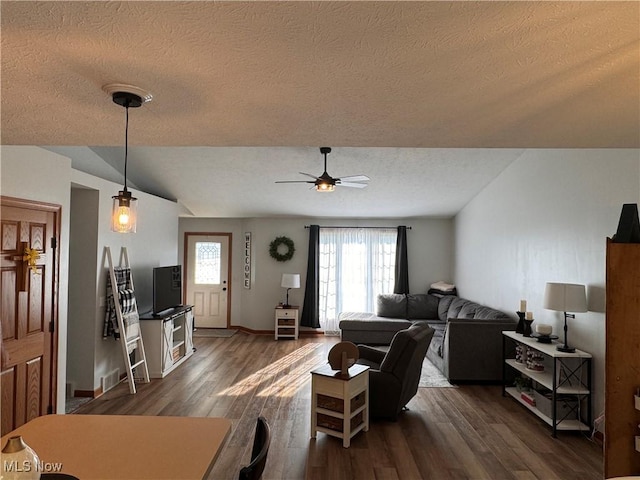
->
(356, 322, 435, 420)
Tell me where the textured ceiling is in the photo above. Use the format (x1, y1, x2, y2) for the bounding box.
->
(2, 1, 639, 217)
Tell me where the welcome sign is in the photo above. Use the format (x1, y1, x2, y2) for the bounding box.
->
(244, 232, 251, 289)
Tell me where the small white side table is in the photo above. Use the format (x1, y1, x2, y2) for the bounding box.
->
(274, 306, 299, 340)
(310, 363, 369, 448)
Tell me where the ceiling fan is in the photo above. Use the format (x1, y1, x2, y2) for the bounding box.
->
(276, 147, 369, 192)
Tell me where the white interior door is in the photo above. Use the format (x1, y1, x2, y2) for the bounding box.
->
(186, 234, 230, 328)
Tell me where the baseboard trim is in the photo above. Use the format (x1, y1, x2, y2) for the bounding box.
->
(299, 329, 325, 336)
(231, 325, 325, 336)
(233, 326, 271, 335)
(73, 388, 101, 398)
(593, 429, 604, 447)
(74, 372, 129, 399)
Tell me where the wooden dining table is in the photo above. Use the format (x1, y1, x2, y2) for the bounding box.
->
(1, 414, 232, 480)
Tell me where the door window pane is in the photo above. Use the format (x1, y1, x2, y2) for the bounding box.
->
(195, 242, 221, 284)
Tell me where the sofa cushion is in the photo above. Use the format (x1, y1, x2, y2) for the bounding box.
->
(407, 294, 439, 320)
(437, 295, 455, 321)
(429, 323, 447, 358)
(446, 297, 468, 320)
(473, 305, 511, 320)
(458, 302, 480, 319)
(340, 317, 412, 332)
(376, 294, 407, 318)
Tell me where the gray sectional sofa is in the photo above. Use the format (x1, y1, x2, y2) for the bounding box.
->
(339, 293, 516, 383)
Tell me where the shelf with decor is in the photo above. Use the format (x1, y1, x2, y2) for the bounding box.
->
(502, 330, 592, 437)
(503, 387, 591, 432)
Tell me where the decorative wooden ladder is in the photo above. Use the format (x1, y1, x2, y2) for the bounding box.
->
(105, 246, 150, 394)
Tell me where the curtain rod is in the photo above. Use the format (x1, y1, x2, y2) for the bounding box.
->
(304, 225, 411, 229)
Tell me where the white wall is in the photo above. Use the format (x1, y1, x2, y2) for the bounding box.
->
(67, 188, 100, 393)
(179, 216, 453, 331)
(0, 146, 72, 413)
(0, 146, 181, 403)
(454, 148, 640, 424)
(70, 170, 180, 391)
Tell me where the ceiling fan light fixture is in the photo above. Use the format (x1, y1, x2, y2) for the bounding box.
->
(316, 182, 335, 192)
(275, 146, 368, 192)
(104, 84, 151, 234)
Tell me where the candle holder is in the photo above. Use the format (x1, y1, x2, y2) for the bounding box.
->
(515, 311, 526, 334)
(523, 317, 534, 337)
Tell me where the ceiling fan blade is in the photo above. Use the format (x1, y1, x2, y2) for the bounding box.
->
(299, 172, 321, 180)
(337, 181, 368, 188)
(275, 180, 315, 184)
(337, 175, 370, 182)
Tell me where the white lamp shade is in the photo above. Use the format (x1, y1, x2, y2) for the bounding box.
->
(281, 273, 300, 289)
(543, 282, 587, 313)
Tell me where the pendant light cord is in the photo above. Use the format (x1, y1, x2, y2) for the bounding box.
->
(123, 103, 130, 193)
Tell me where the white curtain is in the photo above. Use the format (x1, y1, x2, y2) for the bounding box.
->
(319, 228, 397, 334)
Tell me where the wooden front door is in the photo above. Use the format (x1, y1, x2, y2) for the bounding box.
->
(0, 196, 60, 435)
(185, 233, 231, 328)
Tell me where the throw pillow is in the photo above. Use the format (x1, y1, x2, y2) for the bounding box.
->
(407, 294, 439, 319)
(376, 294, 407, 318)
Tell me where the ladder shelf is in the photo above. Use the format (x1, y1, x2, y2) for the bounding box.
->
(105, 246, 150, 394)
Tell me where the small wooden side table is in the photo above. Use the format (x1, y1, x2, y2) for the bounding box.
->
(310, 363, 369, 448)
(274, 306, 299, 340)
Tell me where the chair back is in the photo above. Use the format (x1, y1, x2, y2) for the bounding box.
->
(379, 323, 435, 403)
(239, 416, 271, 480)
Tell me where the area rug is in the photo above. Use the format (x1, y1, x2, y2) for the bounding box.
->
(419, 357, 456, 388)
(193, 328, 237, 338)
(65, 396, 92, 413)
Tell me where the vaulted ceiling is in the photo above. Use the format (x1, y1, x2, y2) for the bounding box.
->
(2, 1, 638, 217)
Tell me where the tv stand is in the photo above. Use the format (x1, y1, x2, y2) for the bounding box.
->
(140, 306, 194, 378)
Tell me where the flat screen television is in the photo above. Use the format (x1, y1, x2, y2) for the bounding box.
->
(153, 265, 182, 315)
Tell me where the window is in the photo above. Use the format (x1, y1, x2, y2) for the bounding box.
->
(319, 228, 397, 333)
(194, 241, 221, 285)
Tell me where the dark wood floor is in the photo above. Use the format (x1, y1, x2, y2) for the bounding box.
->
(75, 333, 603, 479)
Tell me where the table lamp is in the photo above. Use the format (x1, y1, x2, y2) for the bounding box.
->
(543, 282, 587, 353)
(281, 273, 300, 308)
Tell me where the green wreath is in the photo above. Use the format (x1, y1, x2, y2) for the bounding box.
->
(269, 236, 295, 262)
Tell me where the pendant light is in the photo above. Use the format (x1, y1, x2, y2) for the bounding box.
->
(103, 84, 152, 233)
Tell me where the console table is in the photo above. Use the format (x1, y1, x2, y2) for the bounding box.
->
(140, 305, 194, 378)
(502, 330, 592, 437)
(311, 363, 369, 447)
